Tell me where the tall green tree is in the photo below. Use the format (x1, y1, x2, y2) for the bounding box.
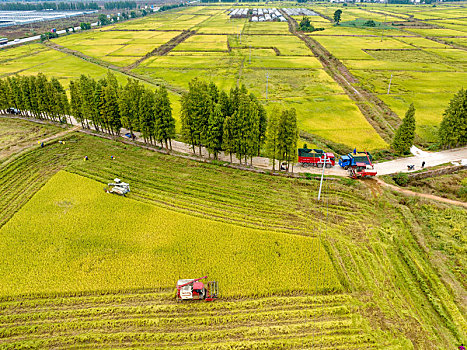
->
(265, 106, 281, 171)
(299, 16, 314, 32)
(7, 76, 22, 114)
(222, 114, 236, 163)
(138, 88, 155, 144)
(50, 77, 69, 123)
(33, 74, 48, 119)
(78, 75, 98, 129)
(154, 85, 175, 149)
(392, 103, 416, 155)
(333, 9, 342, 25)
(69, 80, 85, 127)
(28, 76, 40, 118)
(181, 79, 211, 155)
(119, 79, 138, 136)
(98, 13, 111, 25)
(0, 79, 10, 113)
(439, 88, 467, 148)
(231, 95, 251, 164)
(251, 94, 267, 156)
(277, 108, 299, 172)
(20, 76, 32, 118)
(206, 103, 225, 159)
(101, 83, 121, 135)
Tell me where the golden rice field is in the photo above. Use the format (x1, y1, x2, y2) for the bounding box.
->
(0, 124, 465, 348)
(0, 170, 341, 298)
(1, 2, 467, 345)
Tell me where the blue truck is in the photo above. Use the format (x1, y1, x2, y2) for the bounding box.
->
(338, 152, 373, 170)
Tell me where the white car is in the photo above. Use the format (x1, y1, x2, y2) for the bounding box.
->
(14, 39, 20, 42)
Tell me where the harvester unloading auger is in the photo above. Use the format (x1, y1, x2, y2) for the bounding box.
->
(176, 276, 218, 301)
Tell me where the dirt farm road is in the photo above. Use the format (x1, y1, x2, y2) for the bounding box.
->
(375, 177, 467, 209)
(4, 115, 467, 178)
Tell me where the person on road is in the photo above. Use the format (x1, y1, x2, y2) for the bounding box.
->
(422, 161, 425, 168)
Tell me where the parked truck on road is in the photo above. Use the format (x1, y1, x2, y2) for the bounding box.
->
(338, 152, 373, 170)
(339, 151, 377, 178)
(298, 145, 335, 168)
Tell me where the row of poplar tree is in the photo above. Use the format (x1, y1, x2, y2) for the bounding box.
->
(0, 73, 299, 168)
(0, 74, 69, 123)
(180, 79, 299, 168)
(69, 72, 176, 149)
(0, 72, 176, 149)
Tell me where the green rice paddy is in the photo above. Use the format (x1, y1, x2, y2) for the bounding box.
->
(1, 2, 466, 147)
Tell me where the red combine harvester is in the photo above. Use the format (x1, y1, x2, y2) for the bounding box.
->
(176, 276, 218, 301)
(348, 152, 377, 178)
(298, 145, 335, 168)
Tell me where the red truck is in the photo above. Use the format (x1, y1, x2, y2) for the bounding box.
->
(298, 145, 335, 168)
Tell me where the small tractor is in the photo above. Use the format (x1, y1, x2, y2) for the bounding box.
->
(176, 276, 218, 301)
(348, 163, 377, 178)
(348, 152, 377, 179)
(105, 178, 130, 196)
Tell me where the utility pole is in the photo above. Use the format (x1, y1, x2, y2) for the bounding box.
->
(317, 153, 327, 201)
(266, 72, 269, 101)
(249, 45, 251, 64)
(387, 73, 393, 94)
(380, 14, 387, 42)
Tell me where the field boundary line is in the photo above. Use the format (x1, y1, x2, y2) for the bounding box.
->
(281, 10, 401, 144)
(42, 41, 186, 95)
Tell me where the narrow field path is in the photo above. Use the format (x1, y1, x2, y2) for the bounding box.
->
(281, 10, 401, 144)
(124, 30, 196, 71)
(375, 177, 467, 208)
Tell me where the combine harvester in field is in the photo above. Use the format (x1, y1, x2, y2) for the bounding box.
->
(298, 145, 336, 168)
(176, 276, 218, 302)
(339, 151, 377, 178)
(105, 178, 130, 196)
